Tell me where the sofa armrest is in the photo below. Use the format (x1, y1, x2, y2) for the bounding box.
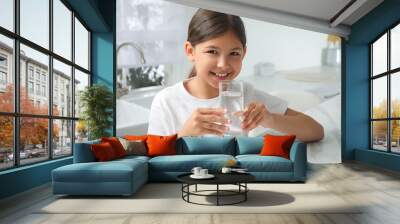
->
(73, 140, 100, 163)
(289, 141, 307, 181)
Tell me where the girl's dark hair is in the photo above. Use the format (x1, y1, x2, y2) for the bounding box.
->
(187, 9, 246, 78)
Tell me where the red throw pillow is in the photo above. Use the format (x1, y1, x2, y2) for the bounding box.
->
(101, 137, 127, 158)
(259, 134, 296, 159)
(91, 142, 118, 161)
(124, 135, 148, 142)
(146, 134, 177, 157)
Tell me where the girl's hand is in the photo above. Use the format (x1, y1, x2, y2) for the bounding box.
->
(241, 101, 272, 131)
(178, 108, 230, 137)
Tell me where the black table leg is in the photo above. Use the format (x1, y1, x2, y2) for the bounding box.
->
(245, 183, 247, 201)
(217, 184, 219, 206)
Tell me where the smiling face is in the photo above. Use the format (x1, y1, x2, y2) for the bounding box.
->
(185, 30, 246, 91)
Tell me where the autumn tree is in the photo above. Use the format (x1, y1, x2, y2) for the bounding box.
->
(0, 84, 60, 151)
(372, 99, 400, 142)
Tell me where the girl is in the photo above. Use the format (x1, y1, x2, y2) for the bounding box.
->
(148, 9, 324, 142)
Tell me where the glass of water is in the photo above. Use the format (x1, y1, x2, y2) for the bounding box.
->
(219, 80, 244, 136)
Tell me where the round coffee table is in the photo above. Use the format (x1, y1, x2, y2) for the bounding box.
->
(177, 172, 255, 206)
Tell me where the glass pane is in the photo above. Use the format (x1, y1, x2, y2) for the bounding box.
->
(20, 0, 49, 49)
(75, 120, 88, 143)
(372, 77, 387, 119)
(53, 59, 72, 117)
(0, 34, 14, 112)
(0, 0, 14, 31)
(391, 72, 400, 118)
(391, 120, 400, 153)
(372, 121, 388, 151)
(74, 69, 89, 118)
(20, 117, 49, 165)
(20, 44, 49, 115)
(0, 116, 13, 170)
(53, 0, 72, 60)
(372, 33, 387, 76)
(53, 119, 72, 157)
(74, 18, 89, 70)
(392, 24, 400, 70)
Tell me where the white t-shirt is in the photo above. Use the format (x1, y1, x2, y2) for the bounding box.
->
(147, 80, 288, 136)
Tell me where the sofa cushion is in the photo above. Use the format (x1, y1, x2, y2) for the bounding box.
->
(101, 137, 127, 158)
(148, 154, 235, 172)
(124, 135, 148, 142)
(177, 136, 236, 155)
(91, 142, 118, 161)
(236, 155, 293, 172)
(119, 138, 148, 156)
(146, 134, 178, 157)
(260, 134, 296, 159)
(52, 158, 147, 183)
(114, 155, 150, 164)
(236, 137, 263, 155)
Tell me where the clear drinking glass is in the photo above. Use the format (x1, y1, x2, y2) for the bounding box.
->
(219, 80, 244, 136)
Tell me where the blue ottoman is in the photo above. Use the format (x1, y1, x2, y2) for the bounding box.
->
(52, 156, 148, 196)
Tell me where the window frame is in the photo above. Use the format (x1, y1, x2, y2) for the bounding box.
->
(370, 21, 400, 154)
(0, 0, 92, 171)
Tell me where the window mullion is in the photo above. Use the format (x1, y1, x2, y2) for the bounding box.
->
(388, 30, 391, 152)
(370, 45, 373, 149)
(71, 10, 76, 154)
(13, 0, 20, 166)
(49, 0, 54, 160)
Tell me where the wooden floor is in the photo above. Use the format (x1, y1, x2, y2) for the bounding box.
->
(1, 162, 400, 224)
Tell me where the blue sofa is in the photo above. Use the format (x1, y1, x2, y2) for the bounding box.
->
(52, 136, 307, 196)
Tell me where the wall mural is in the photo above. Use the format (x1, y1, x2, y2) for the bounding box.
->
(116, 0, 342, 163)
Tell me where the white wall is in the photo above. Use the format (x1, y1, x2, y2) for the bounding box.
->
(241, 17, 327, 77)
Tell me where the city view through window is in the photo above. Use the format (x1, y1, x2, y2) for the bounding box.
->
(0, 0, 91, 170)
(371, 23, 400, 153)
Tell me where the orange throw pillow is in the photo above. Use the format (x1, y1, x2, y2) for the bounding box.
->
(91, 142, 117, 161)
(259, 134, 296, 159)
(101, 137, 127, 158)
(124, 135, 148, 142)
(146, 134, 177, 157)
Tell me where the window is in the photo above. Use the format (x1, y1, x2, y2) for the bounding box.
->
(371, 23, 400, 154)
(0, 71, 6, 84)
(0, 0, 91, 170)
(20, 0, 49, 49)
(54, 88, 58, 104)
(28, 81, 34, 94)
(75, 18, 89, 70)
(0, 35, 13, 113)
(0, 0, 14, 32)
(53, 0, 72, 60)
(35, 83, 40, 95)
(0, 54, 7, 67)
(53, 59, 72, 117)
(74, 69, 89, 119)
(42, 85, 46, 97)
(28, 67, 34, 80)
(35, 70, 41, 81)
(0, 54, 7, 87)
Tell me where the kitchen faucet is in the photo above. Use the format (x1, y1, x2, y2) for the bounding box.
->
(116, 42, 146, 93)
(116, 42, 146, 65)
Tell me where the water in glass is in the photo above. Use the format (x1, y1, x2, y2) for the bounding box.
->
(219, 80, 244, 136)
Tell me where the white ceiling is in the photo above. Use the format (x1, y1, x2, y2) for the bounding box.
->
(166, 0, 384, 38)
